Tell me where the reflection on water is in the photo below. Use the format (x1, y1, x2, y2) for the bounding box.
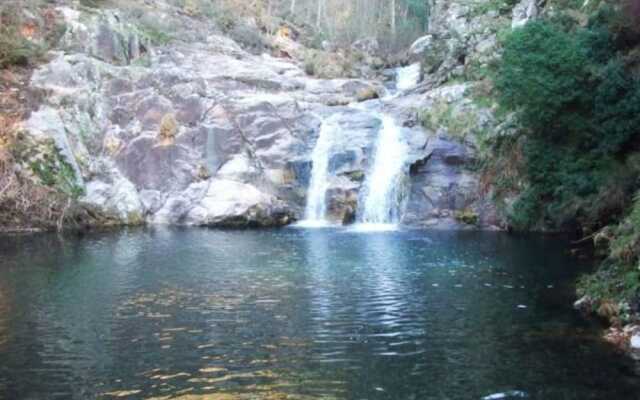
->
(0, 227, 639, 399)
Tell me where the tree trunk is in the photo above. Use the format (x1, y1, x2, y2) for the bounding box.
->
(316, 0, 323, 28)
(290, 0, 296, 15)
(390, 0, 396, 36)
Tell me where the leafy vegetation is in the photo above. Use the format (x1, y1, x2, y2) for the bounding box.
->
(28, 142, 85, 200)
(0, 1, 66, 69)
(418, 101, 481, 140)
(480, 1, 640, 322)
(0, 6, 44, 68)
(493, 8, 640, 231)
(79, 0, 108, 8)
(470, 0, 520, 17)
(577, 191, 640, 319)
(182, 0, 430, 54)
(0, 130, 85, 232)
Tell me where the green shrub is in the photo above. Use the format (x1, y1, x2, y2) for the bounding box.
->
(29, 141, 84, 199)
(79, 0, 107, 8)
(419, 102, 480, 140)
(496, 21, 591, 132)
(455, 209, 479, 225)
(0, 9, 44, 68)
(0, 2, 66, 69)
(471, 0, 520, 17)
(577, 192, 640, 310)
(494, 16, 640, 230)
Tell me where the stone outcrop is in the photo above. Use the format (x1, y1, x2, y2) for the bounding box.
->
(20, 0, 504, 230)
(512, 0, 542, 28)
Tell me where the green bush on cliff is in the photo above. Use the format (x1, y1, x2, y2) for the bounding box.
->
(0, 8, 44, 68)
(0, 1, 67, 69)
(494, 15, 640, 230)
(28, 141, 85, 200)
(578, 192, 640, 312)
(496, 21, 590, 132)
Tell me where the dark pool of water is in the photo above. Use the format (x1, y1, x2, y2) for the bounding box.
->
(0, 227, 638, 400)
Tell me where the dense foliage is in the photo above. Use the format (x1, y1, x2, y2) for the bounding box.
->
(183, 0, 429, 53)
(578, 191, 640, 317)
(0, 6, 43, 68)
(489, 2, 640, 318)
(0, 1, 66, 68)
(494, 9, 640, 231)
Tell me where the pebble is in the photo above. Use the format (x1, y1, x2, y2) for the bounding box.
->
(517, 305, 528, 309)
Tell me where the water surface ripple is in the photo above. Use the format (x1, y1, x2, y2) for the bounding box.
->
(0, 228, 638, 399)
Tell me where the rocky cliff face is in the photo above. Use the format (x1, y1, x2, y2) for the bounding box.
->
(17, 0, 516, 230)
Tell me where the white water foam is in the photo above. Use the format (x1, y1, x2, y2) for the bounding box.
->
(297, 116, 340, 227)
(396, 63, 421, 92)
(357, 113, 410, 226)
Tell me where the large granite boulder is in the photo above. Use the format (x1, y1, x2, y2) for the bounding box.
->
(185, 179, 294, 227)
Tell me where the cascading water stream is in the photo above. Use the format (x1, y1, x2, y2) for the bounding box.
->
(396, 63, 421, 92)
(298, 116, 339, 227)
(356, 113, 410, 228)
(353, 64, 420, 229)
(299, 63, 420, 229)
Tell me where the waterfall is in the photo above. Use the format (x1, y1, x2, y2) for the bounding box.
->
(352, 64, 419, 229)
(298, 63, 418, 230)
(396, 63, 421, 92)
(357, 113, 410, 227)
(299, 116, 339, 227)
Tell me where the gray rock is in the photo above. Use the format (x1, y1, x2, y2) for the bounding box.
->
(20, 1, 501, 230)
(512, 0, 541, 28)
(186, 179, 293, 227)
(409, 35, 434, 55)
(352, 38, 379, 55)
(574, 296, 593, 311)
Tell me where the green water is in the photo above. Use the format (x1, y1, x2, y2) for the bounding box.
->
(0, 227, 638, 399)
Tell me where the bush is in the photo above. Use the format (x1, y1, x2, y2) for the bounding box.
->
(419, 101, 480, 140)
(494, 16, 640, 230)
(0, 2, 66, 69)
(79, 0, 107, 8)
(577, 192, 640, 313)
(496, 21, 591, 132)
(0, 9, 44, 68)
(158, 113, 178, 145)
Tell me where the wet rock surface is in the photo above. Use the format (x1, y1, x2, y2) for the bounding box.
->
(22, 1, 498, 229)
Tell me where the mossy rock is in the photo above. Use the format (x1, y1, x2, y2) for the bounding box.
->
(356, 87, 379, 102)
(455, 209, 479, 225)
(343, 170, 365, 182)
